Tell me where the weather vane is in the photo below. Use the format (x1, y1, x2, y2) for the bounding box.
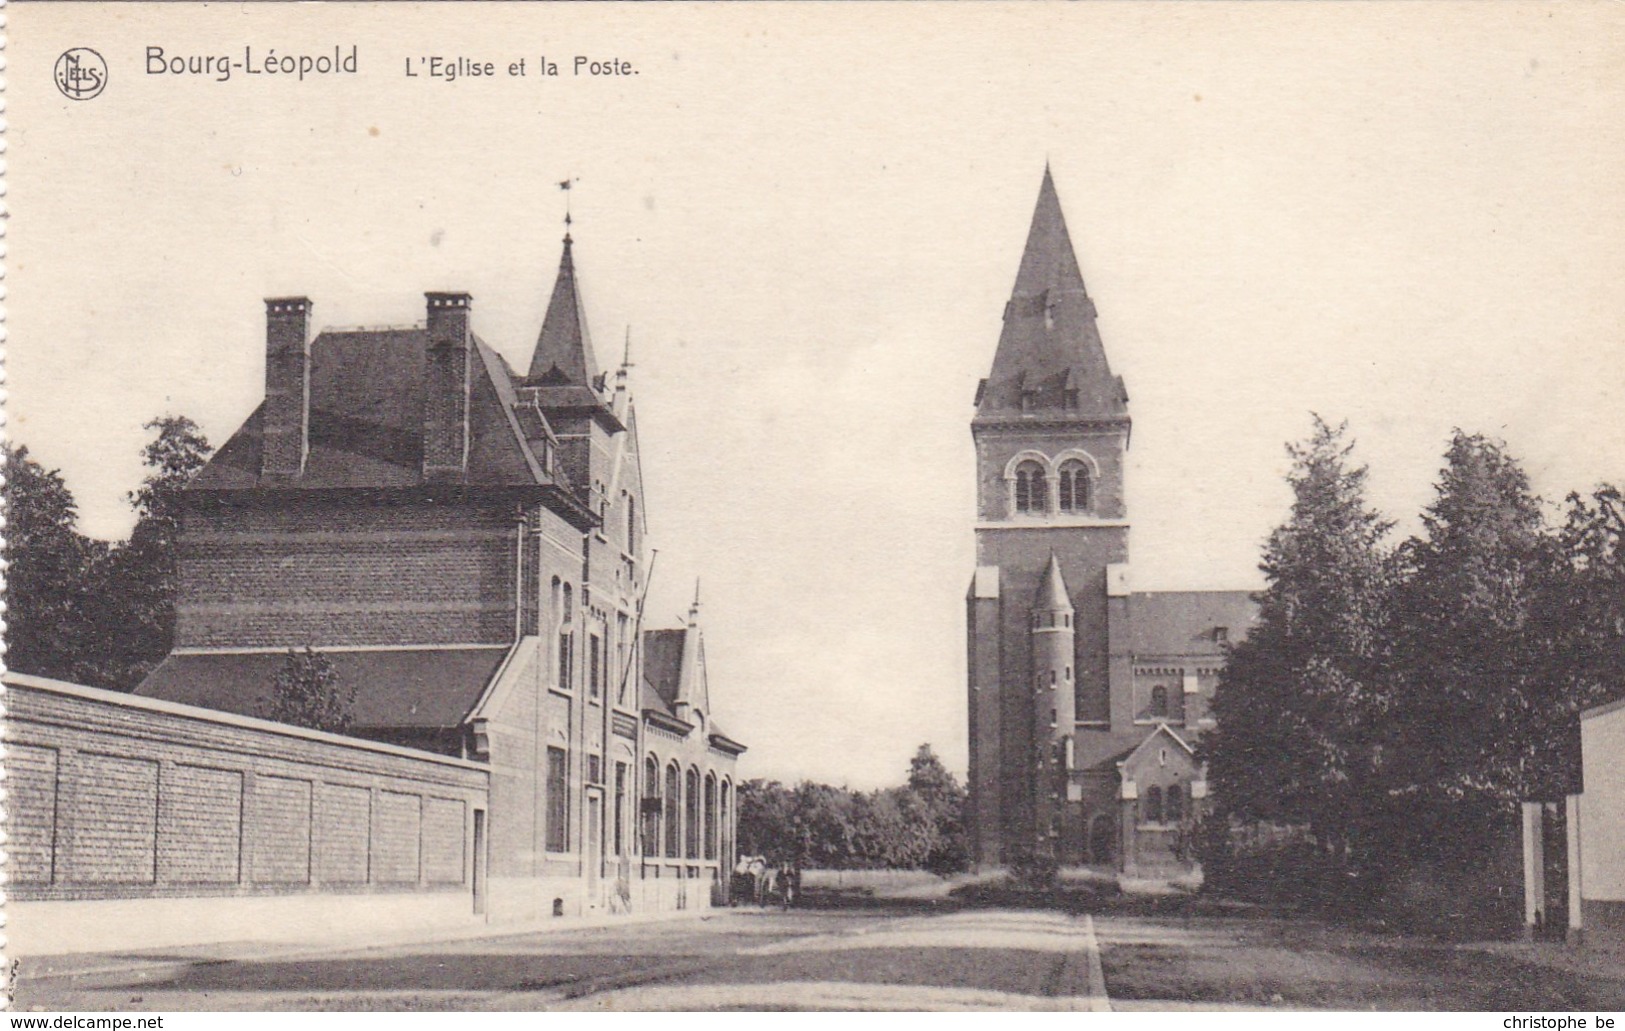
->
(558, 176, 580, 229)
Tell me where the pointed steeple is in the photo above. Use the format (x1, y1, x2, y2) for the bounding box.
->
(674, 579, 710, 720)
(1035, 552, 1074, 612)
(525, 234, 603, 390)
(977, 168, 1128, 421)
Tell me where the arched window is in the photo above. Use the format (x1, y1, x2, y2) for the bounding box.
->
(627, 495, 637, 552)
(664, 763, 680, 859)
(1014, 460, 1048, 515)
(1150, 685, 1169, 719)
(1166, 783, 1184, 823)
(704, 774, 718, 860)
(643, 756, 660, 856)
(720, 780, 732, 868)
(685, 768, 701, 859)
(1144, 786, 1164, 824)
(557, 582, 574, 690)
(1058, 460, 1092, 513)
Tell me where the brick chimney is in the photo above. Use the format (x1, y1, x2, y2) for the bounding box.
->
(423, 292, 473, 480)
(262, 297, 313, 479)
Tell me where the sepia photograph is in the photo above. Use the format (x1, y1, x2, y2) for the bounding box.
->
(4, 0, 1624, 1015)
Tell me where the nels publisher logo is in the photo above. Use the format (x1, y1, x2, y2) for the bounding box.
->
(55, 48, 108, 100)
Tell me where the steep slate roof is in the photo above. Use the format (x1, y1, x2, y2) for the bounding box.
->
(1035, 552, 1074, 612)
(526, 235, 600, 390)
(136, 647, 511, 730)
(641, 625, 741, 751)
(977, 168, 1129, 420)
(190, 329, 562, 494)
(1128, 590, 1258, 658)
(1073, 729, 1163, 774)
(642, 629, 688, 712)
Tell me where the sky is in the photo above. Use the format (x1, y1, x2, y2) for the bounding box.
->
(10, 2, 1625, 789)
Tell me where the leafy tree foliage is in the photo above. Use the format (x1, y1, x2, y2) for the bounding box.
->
(1534, 485, 1625, 795)
(1390, 432, 1554, 827)
(908, 744, 970, 874)
(260, 646, 356, 734)
(3, 418, 212, 690)
(737, 745, 968, 872)
(104, 416, 215, 684)
(1202, 416, 1396, 863)
(2, 444, 108, 683)
(1203, 418, 1625, 923)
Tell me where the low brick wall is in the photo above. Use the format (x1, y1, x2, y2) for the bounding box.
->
(4, 673, 489, 903)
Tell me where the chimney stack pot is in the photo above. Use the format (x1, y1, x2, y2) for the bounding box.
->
(262, 296, 313, 479)
(423, 292, 474, 479)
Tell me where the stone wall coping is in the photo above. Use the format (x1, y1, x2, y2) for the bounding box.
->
(1581, 695, 1625, 722)
(3, 672, 489, 772)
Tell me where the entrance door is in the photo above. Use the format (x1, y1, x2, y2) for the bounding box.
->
(1089, 815, 1116, 868)
(472, 809, 487, 916)
(586, 794, 603, 899)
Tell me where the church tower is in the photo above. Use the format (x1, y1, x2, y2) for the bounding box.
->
(967, 168, 1131, 867)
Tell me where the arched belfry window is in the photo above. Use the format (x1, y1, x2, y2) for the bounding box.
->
(1150, 685, 1169, 719)
(1058, 460, 1092, 514)
(1014, 460, 1048, 515)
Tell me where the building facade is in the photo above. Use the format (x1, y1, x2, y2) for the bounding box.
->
(134, 233, 745, 920)
(966, 170, 1255, 875)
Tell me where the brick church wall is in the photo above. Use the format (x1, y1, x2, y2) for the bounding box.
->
(175, 500, 519, 648)
(4, 674, 488, 902)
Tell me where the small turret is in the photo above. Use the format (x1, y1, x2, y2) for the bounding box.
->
(1031, 552, 1077, 844)
(1031, 553, 1077, 733)
(526, 234, 602, 393)
(673, 579, 709, 725)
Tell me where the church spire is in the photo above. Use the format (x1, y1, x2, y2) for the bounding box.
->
(525, 232, 603, 390)
(976, 168, 1128, 421)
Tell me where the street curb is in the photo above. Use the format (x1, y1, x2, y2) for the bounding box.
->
(20, 905, 719, 984)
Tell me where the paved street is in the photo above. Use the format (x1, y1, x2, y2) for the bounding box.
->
(15, 901, 1625, 1011)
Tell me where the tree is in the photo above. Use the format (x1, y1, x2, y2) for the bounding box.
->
(734, 746, 970, 873)
(1549, 484, 1625, 726)
(260, 646, 356, 734)
(2, 444, 106, 682)
(907, 744, 969, 874)
(100, 417, 214, 685)
(1201, 416, 1397, 879)
(737, 779, 797, 860)
(1391, 433, 1554, 815)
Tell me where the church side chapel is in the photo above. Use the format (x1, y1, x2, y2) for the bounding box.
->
(135, 231, 746, 919)
(966, 170, 1257, 876)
